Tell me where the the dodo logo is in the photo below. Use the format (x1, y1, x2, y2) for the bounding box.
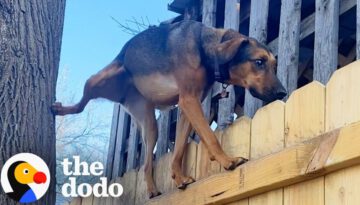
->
(1, 153, 50, 203)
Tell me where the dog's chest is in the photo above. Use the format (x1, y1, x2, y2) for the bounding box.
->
(133, 73, 179, 105)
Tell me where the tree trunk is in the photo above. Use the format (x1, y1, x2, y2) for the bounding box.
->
(0, 1, 65, 204)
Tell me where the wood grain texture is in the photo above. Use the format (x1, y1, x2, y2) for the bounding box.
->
(285, 81, 325, 146)
(112, 108, 130, 179)
(155, 153, 176, 193)
(183, 141, 198, 178)
(221, 117, 251, 172)
(135, 166, 149, 205)
(313, 0, 340, 84)
(115, 171, 137, 205)
(147, 122, 360, 205)
(127, 120, 140, 171)
(249, 100, 285, 205)
(81, 195, 93, 205)
(217, 0, 239, 129)
(156, 111, 171, 158)
(325, 165, 360, 205)
(325, 61, 360, 131)
(106, 103, 121, 178)
(250, 101, 285, 159)
(244, 0, 269, 117)
(268, 0, 355, 55)
(70, 198, 82, 205)
(277, 0, 302, 98)
(284, 178, 324, 205)
(196, 130, 222, 180)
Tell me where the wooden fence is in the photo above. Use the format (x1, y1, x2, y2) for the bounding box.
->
(68, 0, 360, 204)
(69, 60, 360, 205)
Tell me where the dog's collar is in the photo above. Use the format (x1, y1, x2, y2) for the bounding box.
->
(214, 63, 230, 84)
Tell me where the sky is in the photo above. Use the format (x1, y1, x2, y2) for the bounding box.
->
(57, 0, 177, 138)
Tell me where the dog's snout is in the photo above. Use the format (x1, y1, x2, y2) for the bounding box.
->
(275, 86, 287, 100)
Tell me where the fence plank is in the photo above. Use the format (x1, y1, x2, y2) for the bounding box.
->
(217, 0, 239, 128)
(244, 0, 269, 117)
(196, 130, 222, 180)
(135, 166, 148, 205)
(112, 108, 130, 179)
(183, 141, 198, 179)
(284, 81, 326, 205)
(127, 120, 140, 171)
(313, 0, 340, 84)
(268, 0, 355, 55)
(69, 198, 81, 205)
(156, 111, 171, 158)
(155, 153, 176, 193)
(114, 171, 137, 205)
(325, 61, 360, 205)
(147, 122, 360, 205)
(81, 196, 93, 205)
(221, 117, 251, 172)
(106, 103, 120, 178)
(249, 101, 285, 205)
(277, 0, 302, 98)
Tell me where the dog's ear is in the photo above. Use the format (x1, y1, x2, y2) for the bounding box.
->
(216, 37, 249, 64)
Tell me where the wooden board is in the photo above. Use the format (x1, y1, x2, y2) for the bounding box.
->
(106, 103, 120, 178)
(156, 111, 171, 158)
(135, 166, 148, 205)
(313, 0, 339, 84)
(250, 101, 285, 159)
(221, 117, 251, 172)
(285, 81, 326, 146)
(127, 120, 140, 171)
(325, 61, 360, 205)
(70, 197, 81, 205)
(147, 122, 360, 205)
(357, 0, 360, 59)
(196, 130, 222, 180)
(284, 81, 326, 205)
(183, 141, 198, 178)
(249, 100, 285, 205)
(81, 196, 93, 205)
(154, 153, 176, 193)
(284, 178, 324, 205)
(244, 0, 269, 117)
(325, 61, 360, 130)
(114, 170, 137, 205)
(277, 0, 302, 97)
(325, 164, 360, 205)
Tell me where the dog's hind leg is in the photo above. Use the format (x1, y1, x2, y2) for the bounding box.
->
(122, 88, 160, 199)
(171, 111, 195, 189)
(52, 61, 129, 115)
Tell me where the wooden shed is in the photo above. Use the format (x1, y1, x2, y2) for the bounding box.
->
(71, 0, 360, 204)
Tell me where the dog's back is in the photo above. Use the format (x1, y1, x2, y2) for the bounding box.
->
(116, 20, 205, 76)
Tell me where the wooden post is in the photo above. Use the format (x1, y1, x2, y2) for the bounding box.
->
(111, 107, 130, 179)
(127, 119, 140, 171)
(314, 0, 339, 84)
(357, 0, 360, 59)
(217, 0, 239, 129)
(244, 0, 269, 117)
(106, 103, 120, 179)
(277, 0, 302, 98)
(156, 110, 171, 159)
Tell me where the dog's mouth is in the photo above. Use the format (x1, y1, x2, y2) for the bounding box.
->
(249, 87, 284, 103)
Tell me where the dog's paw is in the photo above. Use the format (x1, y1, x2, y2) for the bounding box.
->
(51, 102, 63, 115)
(224, 157, 248, 171)
(148, 190, 162, 199)
(174, 175, 195, 190)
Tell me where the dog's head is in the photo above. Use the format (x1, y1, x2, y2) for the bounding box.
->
(215, 31, 287, 103)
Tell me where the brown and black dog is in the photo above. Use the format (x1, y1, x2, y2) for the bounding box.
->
(52, 20, 286, 198)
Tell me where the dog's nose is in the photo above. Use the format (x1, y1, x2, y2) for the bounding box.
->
(275, 86, 287, 100)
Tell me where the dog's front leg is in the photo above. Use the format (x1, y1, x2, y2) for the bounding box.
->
(178, 95, 247, 170)
(171, 111, 195, 189)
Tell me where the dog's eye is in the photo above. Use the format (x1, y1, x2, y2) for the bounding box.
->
(255, 59, 264, 67)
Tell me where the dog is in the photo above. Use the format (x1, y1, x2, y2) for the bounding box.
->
(52, 20, 287, 198)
